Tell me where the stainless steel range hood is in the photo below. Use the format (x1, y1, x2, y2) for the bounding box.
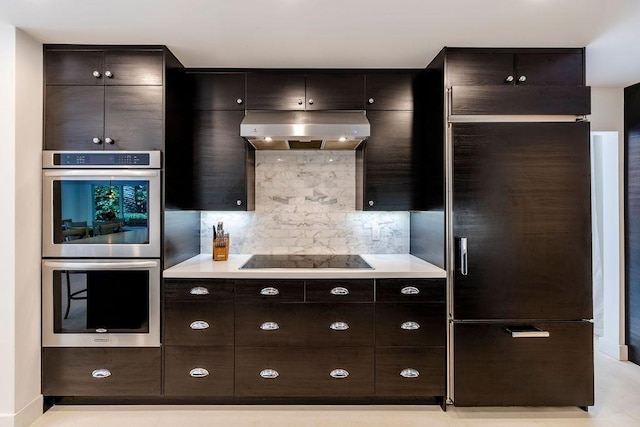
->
(240, 111, 370, 150)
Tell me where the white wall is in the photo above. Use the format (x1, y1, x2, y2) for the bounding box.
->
(0, 24, 43, 427)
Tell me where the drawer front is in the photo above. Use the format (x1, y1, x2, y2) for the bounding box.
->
(42, 347, 161, 396)
(305, 279, 374, 302)
(454, 321, 594, 406)
(376, 303, 446, 346)
(375, 347, 446, 397)
(235, 347, 374, 396)
(164, 346, 234, 396)
(164, 279, 235, 303)
(376, 279, 445, 302)
(164, 302, 234, 346)
(235, 279, 304, 302)
(235, 303, 374, 346)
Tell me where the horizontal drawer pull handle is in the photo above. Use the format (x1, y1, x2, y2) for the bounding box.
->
(400, 368, 420, 378)
(189, 368, 210, 378)
(506, 327, 550, 338)
(401, 321, 420, 330)
(260, 287, 280, 296)
(401, 286, 420, 295)
(330, 368, 349, 379)
(330, 286, 350, 296)
(330, 321, 349, 331)
(189, 286, 210, 296)
(189, 320, 210, 330)
(260, 369, 279, 379)
(91, 369, 111, 379)
(260, 321, 280, 331)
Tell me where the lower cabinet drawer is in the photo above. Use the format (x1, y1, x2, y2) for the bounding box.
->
(164, 346, 234, 396)
(454, 321, 594, 406)
(375, 347, 446, 397)
(42, 347, 161, 396)
(164, 302, 234, 346)
(235, 347, 374, 396)
(376, 303, 445, 346)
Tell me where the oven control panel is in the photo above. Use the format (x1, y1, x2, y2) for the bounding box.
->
(43, 151, 161, 169)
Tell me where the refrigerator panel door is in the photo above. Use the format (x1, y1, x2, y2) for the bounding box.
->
(452, 122, 592, 320)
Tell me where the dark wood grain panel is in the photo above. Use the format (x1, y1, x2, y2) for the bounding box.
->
(164, 279, 235, 303)
(446, 51, 514, 86)
(375, 303, 446, 346)
(452, 122, 592, 321)
(365, 72, 416, 110)
(235, 279, 304, 302)
(305, 279, 374, 302)
(453, 321, 594, 406)
(45, 50, 104, 85)
(246, 73, 305, 110)
(515, 52, 584, 86)
(164, 302, 234, 346)
(450, 85, 591, 115)
(235, 347, 374, 397)
(189, 72, 246, 110)
(305, 73, 365, 110)
(103, 51, 163, 85)
(44, 86, 104, 150)
(42, 347, 161, 396)
(164, 346, 234, 396)
(376, 279, 445, 303)
(410, 211, 445, 270)
(162, 211, 200, 268)
(375, 347, 445, 397)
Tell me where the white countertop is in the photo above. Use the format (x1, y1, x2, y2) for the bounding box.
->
(163, 254, 446, 279)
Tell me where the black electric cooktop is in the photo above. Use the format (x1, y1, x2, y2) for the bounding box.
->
(240, 254, 373, 269)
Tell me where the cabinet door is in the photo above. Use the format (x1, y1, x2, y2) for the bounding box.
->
(305, 73, 364, 110)
(365, 73, 416, 110)
(104, 86, 163, 150)
(45, 50, 104, 85)
(44, 86, 105, 150)
(190, 73, 246, 110)
(452, 122, 592, 320)
(515, 52, 584, 86)
(446, 51, 514, 86)
(362, 111, 415, 210)
(103, 51, 163, 85)
(246, 73, 305, 110)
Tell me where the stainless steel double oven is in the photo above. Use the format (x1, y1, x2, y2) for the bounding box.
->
(41, 151, 161, 347)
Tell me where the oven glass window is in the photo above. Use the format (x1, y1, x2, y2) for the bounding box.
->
(52, 269, 150, 334)
(53, 179, 149, 244)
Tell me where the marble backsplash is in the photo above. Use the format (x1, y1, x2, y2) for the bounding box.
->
(200, 151, 409, 254)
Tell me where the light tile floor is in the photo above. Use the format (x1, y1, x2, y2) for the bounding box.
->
(30, 349, 640, 427)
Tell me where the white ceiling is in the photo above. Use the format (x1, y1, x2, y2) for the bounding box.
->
(1, 0, 639, 87)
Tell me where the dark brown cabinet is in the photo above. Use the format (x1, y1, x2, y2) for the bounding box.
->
(44, 47, 169, 150)
(365, 73, 416, 110)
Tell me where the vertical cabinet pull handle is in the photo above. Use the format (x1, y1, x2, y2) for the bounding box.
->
(400, 368, 420, 378)
(91, 369, 111, 379)
(260, 287, 280, 296)
(190, 320, 210, 330)
(330, 369, 349, 379)
(260, 369, 279, 379)
(401, 321, 420, 330)
(190, 286, 210, 296)
(329, 321, 349, 331)
(189, 368, 210, 378)
(330, 286, 349, 296)
(460, 237, 468, 276)
(401, 286, 420, 295)
(260, 321, 280, 331)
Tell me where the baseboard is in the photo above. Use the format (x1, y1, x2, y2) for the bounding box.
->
(598, 338, 629, 361)
(0, 395, 43, 427)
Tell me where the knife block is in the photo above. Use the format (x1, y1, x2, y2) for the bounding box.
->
(213, 236, 229, 261)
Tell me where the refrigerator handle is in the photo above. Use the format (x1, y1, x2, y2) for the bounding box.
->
(459, 237, 468, 276)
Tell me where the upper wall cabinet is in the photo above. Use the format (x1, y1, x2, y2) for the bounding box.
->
(190, 72, 246, 110)
(246, 72, 365, 110)
(365, 73, 415, 110)
(445, 48, 585, 87)
(43, 46, 176, 151)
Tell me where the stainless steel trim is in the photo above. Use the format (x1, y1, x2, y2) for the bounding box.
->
(448, 115, 582, 123)
(190, 321, 210, 330)
(460, 237, 468, 276)
(260, 287, 280, 296)
(330, 286, 349, 296)
(401, 321, 420, 330)
(329, 321, 349, 331)
(401, 286, 420, 295)
(189, 368, 210, 378)
(42, 151, 162, 169)
(446, 104, 455, 403)
(190, 286, 210, 296)
(259, 369, 279, 379)
(91, 369, 111, 379)
(329, 369, 349, 379)
(42, 258, 161, 347)
(400, 368, 419, 378)
(260, 321, 280, 331)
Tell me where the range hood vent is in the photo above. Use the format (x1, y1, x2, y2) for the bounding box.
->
(240, 111, 370, 150)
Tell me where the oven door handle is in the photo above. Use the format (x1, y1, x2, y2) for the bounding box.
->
(44, 261, 159, 270)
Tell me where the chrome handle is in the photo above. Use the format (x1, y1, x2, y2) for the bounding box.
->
(368, 98, 375, 104)
(330, 286, 349, 296)
(104, 137, 114, 145)
(297, 99, 303, 105)
(400, 368, 419, 378)
(236, 98, 243, 104)
(518, 75, 527, 83)
(92, 70, 102, 78)
(506, 327, 550, 338)
(368, 200, 374, 207)
(460, 237, 468, 276)
(190, 320, 210, 330)
(260, 321, 280, 331)
(236, 199, 242, 206)
(330, 369, 349, 379)
(45, 261, 158, 269)
(308, 98, 314, 105)
(401, 286, 420, 295)
(401, 321, 420, 330)
(190, 286, 210, 296)
(260, 369, 279, 379)
(91, 369, 111, 379)
(330, 321, 349, 331)
(105, 70, 113, 78)
(505, 75, 514, 83)
(95, 328, 108, 333)
(92, 137, 102, 144)
(189, 368, 210, 378)
(260, 287, 279, 296)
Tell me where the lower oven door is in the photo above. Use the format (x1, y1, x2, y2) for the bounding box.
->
(42, 259, 160, 347)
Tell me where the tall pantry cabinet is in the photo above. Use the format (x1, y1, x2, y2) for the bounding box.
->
(425, 48, 594, 407)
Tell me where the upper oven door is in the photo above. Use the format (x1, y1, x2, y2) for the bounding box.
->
(43, 169, 161, 258)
